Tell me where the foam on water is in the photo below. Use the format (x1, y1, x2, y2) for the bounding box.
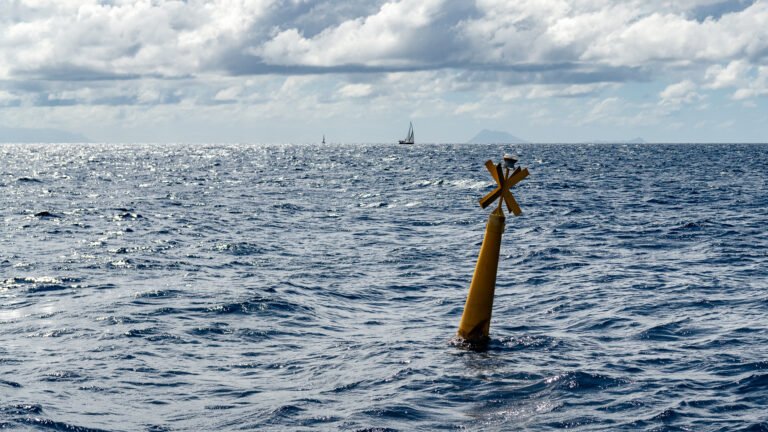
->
(1, 142, 768, 431)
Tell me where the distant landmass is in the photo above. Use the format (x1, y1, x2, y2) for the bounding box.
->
(0, 126, 91, 143)
(467, 129, 527, 144)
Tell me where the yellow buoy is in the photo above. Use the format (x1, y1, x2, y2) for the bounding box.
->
(457, 158, 529, 344)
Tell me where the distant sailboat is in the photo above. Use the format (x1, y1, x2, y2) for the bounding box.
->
(398, 122, 414, 145)
(322, 134, 326, 144)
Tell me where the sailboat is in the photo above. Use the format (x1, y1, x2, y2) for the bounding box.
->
(322, 134, 326, 144)
(398, 122, 414, 145)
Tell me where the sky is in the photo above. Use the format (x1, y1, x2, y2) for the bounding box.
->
(0, 0, 767, 143)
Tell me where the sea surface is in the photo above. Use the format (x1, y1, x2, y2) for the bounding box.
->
(1, 142, 767, 431)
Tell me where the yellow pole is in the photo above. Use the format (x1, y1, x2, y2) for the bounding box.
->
(457, 206, 505, 343)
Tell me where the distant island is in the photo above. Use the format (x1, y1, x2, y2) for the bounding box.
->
(0, 126, 90, 143)
(467, 129, 527, 144)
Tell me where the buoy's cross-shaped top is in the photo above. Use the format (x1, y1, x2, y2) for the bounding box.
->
(478, 160, 529, 216)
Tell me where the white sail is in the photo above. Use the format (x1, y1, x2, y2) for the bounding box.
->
(399, 121, 414, 144)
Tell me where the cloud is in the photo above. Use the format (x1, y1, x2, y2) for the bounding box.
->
(0, 0, 277, 80)
(2, 1, 766, 87)
(253, 0, 475, 69)
(525, 83, 615, 99)
(454, 0, 768, 70)
(659, 80, 702, 106)
(583, 3, 768, 66)
(338, 83, 374, 98)
(581, 96, 621, 124)
(454, 102, 481, 114)
(703, 60, 768, 100)
(705, 59, 752, 88)
(732, 66, 768, 99)
(214, 85, 244, 102)
(2, 1, 766, 81)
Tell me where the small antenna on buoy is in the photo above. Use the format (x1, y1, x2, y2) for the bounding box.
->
(502, 153, 517, 170)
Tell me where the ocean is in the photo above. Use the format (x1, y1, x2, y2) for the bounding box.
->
(1, 142, 767, 431)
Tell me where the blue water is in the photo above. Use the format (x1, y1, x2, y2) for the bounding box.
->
(1, 143, 767, 431)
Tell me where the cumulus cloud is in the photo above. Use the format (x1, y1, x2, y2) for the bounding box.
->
(454, 102, 481, 114)
(525, 83, 615, 99)
(253, 0, 475, 70)
(659, 80, 702, 106)
(732, 66, 768, 99)
(2, 1, 766, 85)
(705, 60, 752, 88)
(0, 0, 277, 80)
(702, 59, 768, 100)
(214, 86, 244, 102)
(580, 96, 621, 124)
(2, 1, 766, 79)
(338, 83, 374, 98)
